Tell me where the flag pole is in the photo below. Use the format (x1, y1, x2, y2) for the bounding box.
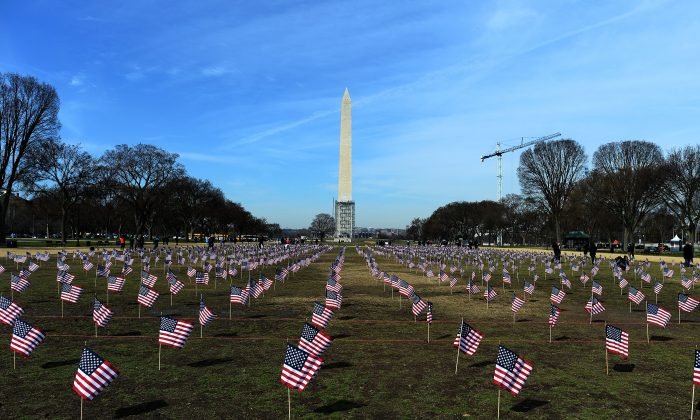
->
(497, 388, 501, 420)
(158, 343, 162, 371)
(80, 397, 83, 420)
(427, 322, 430, 343)
(692, 345, 697, 420)
(455, 317, 462, 374)
(138, 304, 141, 319)
(605, 321, 609, 375)
(61, 300, 64, 319)
(13, 351, 16, 370)
(288, 387, 291, 420)
(549, 324, 552, 343)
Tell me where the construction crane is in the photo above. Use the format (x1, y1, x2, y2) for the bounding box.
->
(480, 132, 561, 203)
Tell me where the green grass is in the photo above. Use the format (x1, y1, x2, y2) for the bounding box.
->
(0, 248, 698, 419)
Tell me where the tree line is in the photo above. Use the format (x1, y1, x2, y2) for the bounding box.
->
(0, 72, 278, 244)
(409, 139, 700, 248)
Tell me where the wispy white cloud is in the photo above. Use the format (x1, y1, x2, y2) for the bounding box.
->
(177, 152, 240, 164)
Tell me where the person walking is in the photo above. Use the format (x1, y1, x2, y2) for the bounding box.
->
(589, 241, 597, 265)
(683, 241, 694, 267)
(552, 240, 561, 262)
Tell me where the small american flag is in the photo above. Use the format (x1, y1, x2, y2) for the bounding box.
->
(198, 296, 216, 326)
(260, 274, 273, 290)
(195, 271, 209, 285)
(93, 298, 113, 328)
(28, 262, 40, 272)
(592, 281, 603, 296)
(550, 286, 565, 304)
(453, 321, 483, 355)
(61, 283, 83, 304)
(11, 274, 30, 293)
(511, 293, 525, 313)
(11, 318, 45, 358)
(682, 276, 693, 290)
(83, 261, 94, 271)
(229, 286, 249, 305)
(107, 276, 125, 292)
(326, 277, 343, 293)
(483, 273, 492, 282)
(493, 345, 533, 396)
(122, 264, 132, 276)
(0, 296, 23, 326)
(628, 286, 645, 304)
(410, 293, 427, 316)
(523, 281, 534, 295)
(678, 293, 700, 312)
(618, 277, 629, 289)
(167, 272, 184, 294)
(549, 304, 560, 326)
(72, 347, 119, 400)
(215, 267, 226, 279)
(275, 267, 288, 282)
(560, 273, 571, 289)
(426, 302, 433, 324)
(228, 267, 238, 277)
(187, 267, 196, 277)
(484, 285, 497, 302)
(137, 285, 158, 308)
(580, 273, 590, 285)
(280, 343, 323, 392)
(159, 316, 193, 348)
(311, 302, 333, 329)
(694, 350, 700, 386)
(326, 290, 342, 310)
(641, 272, 651, 283)
(653, 282, 663, 294)
(467, 281, 480, 294)
(605, 324, 629, 359)
(96, 266, 110, 277)
(439, 270, 449, 282)
(298, 323, 333, 357)
(646, 303, 671, 328)
(585, 296, 606, 314)
(57, 270, 75, 284)
(141, 270, 158, 288)
(502, 270, 511, 285)
(449, 276, 458, 288)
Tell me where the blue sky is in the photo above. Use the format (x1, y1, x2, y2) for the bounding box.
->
(1, 1, 699, 228)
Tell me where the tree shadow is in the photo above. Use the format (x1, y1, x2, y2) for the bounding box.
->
(516, 319, 530, 322)
(555, 336, 570, 341)
(187, 358, 233, 368)
(468, 360, 492, 368)
(247, 314, 267, 319)
(41, 358, 80, 369)
(613, 363, 635, 372)
(324, 361, 353, 370)
(313, 400, 365, 414)
(650, 335, 673, 342)
(213, 332, 238, 337)
(592, 320, 606, 323)
(114, 400, 168, 418)
(338, 316, 355, 320)
(511, 399, 549, 412)
(111, 331, 142, 336)
(333, 333, 351, 339)
(435, 334, 451, 340)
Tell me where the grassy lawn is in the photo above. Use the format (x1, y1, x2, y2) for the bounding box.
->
(0, 246, 698, 418)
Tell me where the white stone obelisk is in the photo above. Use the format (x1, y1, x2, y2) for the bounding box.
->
(335, 88, 355, 241)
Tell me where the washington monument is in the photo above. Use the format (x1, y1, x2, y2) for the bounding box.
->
(335, 88, 355, 241)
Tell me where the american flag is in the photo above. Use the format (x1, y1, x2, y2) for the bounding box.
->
(511, 293, 525, 313)
(483, 273, 492, 282)
(411, 292, 427, 316)
(398, 279, 413, 297)
(426, 269, 434, 278)
(426, 302, 433, 324)
(11, 273, 30, 293)
(93, 298, 113, 328)
(19, 268, 31, 280)
(682, 276, 693, 290)
(107, 276, 125, 292)
(72, 347, 119, 400)
(187, 267, 196, 277)
(560, 273, 571, 289)
(382, 272, 391, 284)
(122, 264, 132, 276)
(628, 286, 645, 304)
(10, 318, 45, 358)
(326, 290, 342, 310)
(275, 267, 289, 282)
(663, 268, 674, 278)
(215, 267, 226, 279)
(694, 350, 700, 386)
(137, 285, 158, 307)
(57, 270, 75, 284)
(484, 285, 497, 302)
(453, 321, 483, 356)
(167, 272, 184, 294)
(585, 296, 606, 314)
(502, 270, 511, 285)
(311, 302, 333, 329)
(159, 316, 194, 348)
(580, 273, 590, 285)
(228, 267, 238, 277)
(439, 270, 449, 282)
(198, 296, 216, 326)
(646, 303, 671, 328)
(327, 277, 343, 293)
(0, 296, 23, 326)
(61, 283, 83, 304)
(523, 281, 534, 295)
(592, 281, 603, 296)
(605, 324, 629, 359)
(678, 293, 700, 312)
(0, 264, 4, 275)
(550, 286, 565, 304)
(96, 265, 110, 277)
(141, 270, 158, 287)
(83, 261, 94, 271)
(493, 345, 533, 396)
(280, 343, 323, 392)
(653, 282, 663, 294)
(467, 281, 480, 294)
(248, 278, 264, 299)
(29, 261, 40, 272)
(229, 286, 249, 305)
(298, 323, 333, 357)
(449, 276, 458, 288)
(641, 272, 651, 283)
(549, 304, 560, 326)
(195, 271, 209, 285)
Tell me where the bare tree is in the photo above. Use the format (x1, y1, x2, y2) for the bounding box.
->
(0, 73, 60, 242)
(101, 144, 184, 238)
(27, 139, 95, 244)
(517, 139, 587, 243)
(592, 140, 664, 247)
(661, 146, 700, 241)
(309, 213, 335, 242)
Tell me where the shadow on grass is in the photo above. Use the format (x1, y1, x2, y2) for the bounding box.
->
(650, 335, 673, 341)
(213, 332, 238, 337)
(41, 358, 80, 369)
(613, 363, 635, 372)
(555, 336, 570, 341)
(511, 399, 549, 412)
(324, 361, 352, 370)
(333, 334, 351, 339)
(114, 400, 168, 418)
(247, 314, 267, 319)
(435, 334, 451, 340)
(187, 358, 233, 368)
(111, 331, 142, 336)
(338, 316, 355, 320)
(469, 360, 492, 368)
(516, 319, 530, 322)
(313, 400, 365, 414)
